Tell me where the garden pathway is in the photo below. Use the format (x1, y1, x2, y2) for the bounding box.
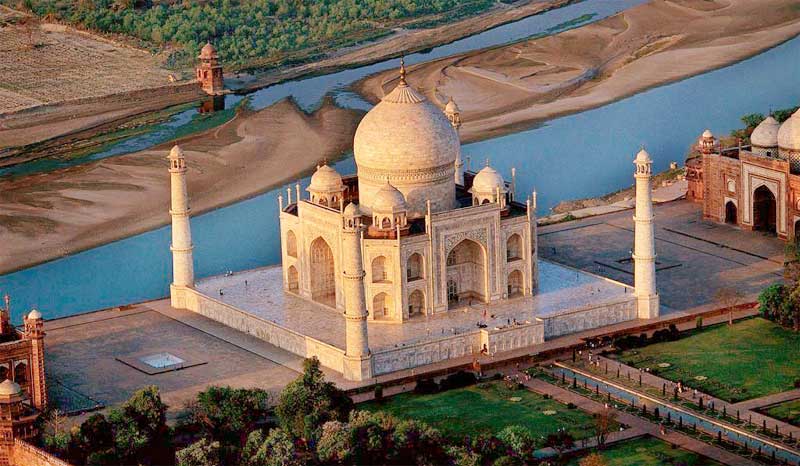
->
(590, 355, 800, 440)
(734, 389, 800, 411)
(518, 375, 760, 466)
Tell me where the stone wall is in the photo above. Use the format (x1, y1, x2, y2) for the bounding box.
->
(537, 296, 637, 339)
(179, 288, 346, 373)
(9, 439, 72, 466)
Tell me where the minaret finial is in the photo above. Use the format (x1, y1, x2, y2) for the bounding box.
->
(399, 57, 407, 85)
(485, 158, 490, 167)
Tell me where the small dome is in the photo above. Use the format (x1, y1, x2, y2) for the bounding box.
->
(778, 109, 800, 151)
(372, 181, 407, 212)
(702, 129, 713, 139)
(635, 148, 652, 164)
(0, 379, 21, 397)
(27, 309, 42, 320)
(308, 164, 343, 193)
(199, 42, 218, 59)
(471, 165, 506, 194)
(445, 97, 460, 114)
(343, 202, 361, 217)
(168, 145, 184, 160)
(751, 116, 780, 148)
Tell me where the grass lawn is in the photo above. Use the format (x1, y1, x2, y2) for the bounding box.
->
(762, 399, 800, 427)
(617, 318, 800, 402)
(567, 436, 720, 465)
(361, 381, 599, 441)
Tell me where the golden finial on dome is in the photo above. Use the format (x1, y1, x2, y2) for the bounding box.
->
(399, 57, 407, 86)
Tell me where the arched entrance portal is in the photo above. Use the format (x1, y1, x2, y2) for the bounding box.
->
(753, 186, 777, 234)
(507, 270, 523, 297)
(725, 201, 737, 225)
(446, 239, 487, 308)
(408, 290, 424, 317)
(309, 237, 336, 306)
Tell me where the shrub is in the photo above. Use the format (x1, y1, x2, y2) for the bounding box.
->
(440, 371, 477, 391)
(414, 379, 439, 395)
(794, 379, 800, 389)
(696, 316, 703, 329)
(567, 402, 577, 409)
(374, 384, 383, 401)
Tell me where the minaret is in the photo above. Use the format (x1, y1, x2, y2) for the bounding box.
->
(445, 97, 465, 186)
(633, 148, 659, 319)
(340, 203, 372, 381)
(169, 145, 195, 308)
(23, 309, 46, 411)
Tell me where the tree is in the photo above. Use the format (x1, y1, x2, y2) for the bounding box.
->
(177, 438, 221, 466)
(497, 425, 535, 460)
(715, 286, 745, 325)
(593, 408, 617, 449)
(109, 385, 172, 465)
(239, 428, 302, 466)
(580, 452, 608, 466)
(188, 385, 270, 449)
(741, 113, 766, 131)
(544, 429, 574, 458)
(758, 284, 786, 320)
(276, 357, 352, 441)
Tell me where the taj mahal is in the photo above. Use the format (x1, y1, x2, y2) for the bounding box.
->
(167, 62, 661, 382)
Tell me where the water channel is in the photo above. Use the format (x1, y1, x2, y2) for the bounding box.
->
(554, 366, 800, 464)
(3, 0, 800, 322)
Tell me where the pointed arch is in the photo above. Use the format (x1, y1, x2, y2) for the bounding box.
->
(287, 265, 299, 292)
(508, 270, 523, 297)
(286, 230, 297, 257)
(446, 239, 487, 308)
(407, 253, 423, 281)
(373, 293, 391, 319)
(372, 256, 389, 283)
(309, 237, 336, 306)
(408, 290, 424, 317)
(506, 233, 522, 261)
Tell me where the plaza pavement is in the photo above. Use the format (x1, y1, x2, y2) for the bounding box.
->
(539, 200, 785, 312)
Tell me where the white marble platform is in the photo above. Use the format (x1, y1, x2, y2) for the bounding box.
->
(196, 260, 630, 352)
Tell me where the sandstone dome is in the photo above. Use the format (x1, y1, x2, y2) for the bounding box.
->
(308, 164, 344, 193)
(0, 379, 21, 397)
(353, 66, 459, 216)
(199, 42, 218, 59)
(343, 202, 361, 217)
(471, 165, 505, 194)
(372, 181, 407, 213)
(778, 109, 800, 151)
(27, 309, 42, 320)
(751, 116, 780, 148)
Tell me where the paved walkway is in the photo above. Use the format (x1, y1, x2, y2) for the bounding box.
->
(520, 375, 760, 466)
(588, 355, 800, 441)
(734, 389, 800, 411)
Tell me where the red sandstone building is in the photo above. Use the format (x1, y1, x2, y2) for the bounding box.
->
(196, 42, 224, 96)
(688, 111, 800, 241)
(0, 299, 63, 466)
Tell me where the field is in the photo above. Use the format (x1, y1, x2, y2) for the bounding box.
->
(618, 318, 800, 402)
(567, 436, 720, 466)
(762, 399, 800, 427)
(361, 381, 600, 441)
(0, 18, 178, 114)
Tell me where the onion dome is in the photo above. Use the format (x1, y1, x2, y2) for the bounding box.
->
(751, 116, 780, 148)
(635, 148, 652, 164)
(307, 164, 344, 194)
(778, 109, 800, 151)
(471, 165, 506, 194)
(168, 145, 184, 160)
(199, 42, 218, 60)
(372, 180, 407, 213)
(343, 202, 361, 217)
(0, 379, 21, 397)
(445, 97, 460, 114)
(27, 309, 42, 320)
(353, 60, 459, 215)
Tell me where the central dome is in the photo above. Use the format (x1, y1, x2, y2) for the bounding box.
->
(353, 68, 459, 217)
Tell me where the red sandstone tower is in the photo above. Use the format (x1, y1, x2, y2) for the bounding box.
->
(196, 42, 224, 96)
(22, 312, 45, 412)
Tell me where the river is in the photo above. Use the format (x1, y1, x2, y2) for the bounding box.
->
(3, 0, 800, 322)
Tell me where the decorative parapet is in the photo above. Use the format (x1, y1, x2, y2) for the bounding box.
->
(536, 296, 637, 339)
(10, 439, 73, 466)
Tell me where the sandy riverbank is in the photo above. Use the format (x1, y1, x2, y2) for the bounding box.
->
(0, 0, 571, 152)
(356, 0, 800, 143)
(0, 98, 364, 274)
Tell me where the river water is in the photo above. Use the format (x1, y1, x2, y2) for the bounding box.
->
(4, 0, 800, 321)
